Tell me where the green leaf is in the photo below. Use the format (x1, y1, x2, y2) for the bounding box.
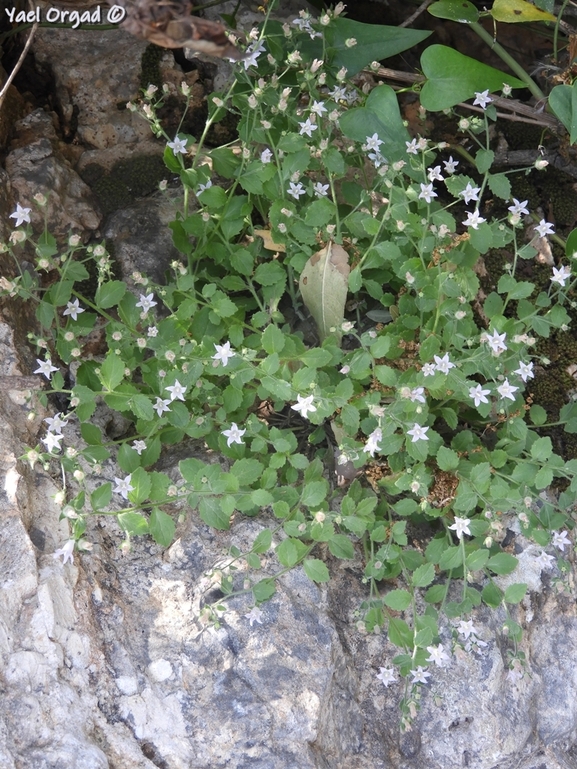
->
(253, 579, 276, 602)
(428, 0, 479, 22)
(304, 198, 336, 228)
(529, 404, 547, 426)
(534, 465, 553, 489)
(325, 17, 431, 77)
(81, 423, 102, 445)
(231, 459, 264, 486)
(466, 548, 490, 571)
(491, 0, 556, 22)
(454, 480, 478, 512)
(384, 589, 412, 610)
(95, 280, 126, 309)
(91, 482, 112, 511)
(328, 534, 355, 559)
(504, 582, 528, 604)
(276, 537, 308, 567)
(299, 242, 350, 342)
(117, 443, 141, 474)
(261, 325, 286, 354)
(412, 562, 435, 587)
(252, 529, 272, 554)
(303, 558, 330, 583)
(149, 508, 176, 547)
(436, 446, 460, 471)
(487, 552, 518, 575)
(424, 584, 447, 603)
(475, 149, 494, 174)
(530, 436, 553, 462)
(481, 582, 503, 607)
(99, 353, 124, 391)
(128, 467, 151, 505)
(549, 83, 577, 145)
(388, 617, 413, 648)
(199, 497, 231, 530)
(487, 172, 512, 200)
(420, 45, 525, 111)
(301, 480, 328, 507)
(117, 512, 149, 536)
(439, 545, 463, 570)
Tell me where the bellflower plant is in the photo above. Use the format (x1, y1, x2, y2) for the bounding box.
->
(2, 0, 577, 724)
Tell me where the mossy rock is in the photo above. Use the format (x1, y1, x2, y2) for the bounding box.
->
(81, 155, 167, 217)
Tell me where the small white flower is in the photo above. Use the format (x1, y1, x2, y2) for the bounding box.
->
(514, 361, 534, 382)
(310, 100, 327, 116)
(287, 181, 306, 200)
(113, 475, 134, 500)
(463, 210, 486, 229)
(406, 138, 419, 155)
(340, 365, 350, 375)
(410, 666, 431, 684)
(376, 666, 397, 687)
(222, 422, 246, 447)
(44, 412, 68, 433)
(449, 516, 471, 539)
(299, 118, 318, 137)
(421, 363, 436, 377)
(426, 644, 450, 667)
(132, 440, 147, 455)
(168, 136, 188, 154)
(135, 293, 157, 314)
(497, 379, 518, 401)
(508, 199, 529, 217)
(328, 85, 347, 101)
(552, 530, 570, 551)
(486, 329, 507, 355)
(261, 148, 273, 164)
(53, 539, 75, 565)
(407, 424, 429, 442)
(419, 183, 437, 204)
(34, 358, 59, 380)
(42, 432, 63, 453)
(473, 90, 492, 109)
(365, 133, 384, 152)
(469, 384, 491, 407)
(9, 203, 32, 227)
(409, 387, 426, 403)
(457, 619, 479, 639)
(153, 397, 171, 417)
(433, 353, 455, 374)
(535, 219, 555, 238)
(460, 183, 481, 204)
(313, 182, 329, 197)
(245, 606, 264, 626)
(212, 341, 236, 367)
(443, 156, 459, 174)
(551, 265, 572, 287)
(197, 180, 213, 195)
(363, 427, 382, 457)
(535, 550, 555, 571)
(63, 298, 84, 321)
(291, 394, 317, 419)
(427, 165, 444, 182)
(165, 379, 187, 401)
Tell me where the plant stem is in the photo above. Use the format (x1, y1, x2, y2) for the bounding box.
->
(470, 22, 546, 103)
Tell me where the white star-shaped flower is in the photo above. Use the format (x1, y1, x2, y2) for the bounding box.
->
(167, 136, 188, 154)
(376, 666, 397, 687)
(407, 424, 429, 442)
(514, 361, 534, 382)
(9, 203, 32, 227)
(291, 394, 317, 419)
(42, 431, 63, 453)
(535, 550, 555, 571)
(473, 89, 492, 109)
(409, 387, 426, 403)
(44, 412, 68, 433)
(153, 397, 171, 417)
(433, 353, 455, 374)
(463, 210, 486, 229)
(222, 422, 246, 447)
(135, 293, 157, 314)
(497, 379, 518, 401)
(457, 619, 479, 639)
(410, 666, 431, 684)
(486, 329, 507, 354)
(365, 133, 384, 152)
(419, 183, 437, 204)
(53, 539, 75, 565)
(421, 363, 436, 377)
(449, 516, 471, 539)
(460, 183, 481, 204)
(245, 606, 264, 626)
(535, 219, 554, 238)
(427, 165, 444, 182)
(310, 100, 327, 116)
(469, 384, 490, 407)
(261, 148, 273, 164)
(552, 530, 570, 551)
(113, 475, 134, 500)
(508, 198, 529, 216)
(165, 380, 187, 401)
(63, 298, 84, 322)
(212, 341, 236, 367)
(298, 118, 317, 137)
(363, 427, 382, 457)
(197, 180, 213, 195)
(287, 181, 306, 199)
(551, 265, 572, 287)
(443, 156, 459, 174)
(405, 138, 419, 155)
(426, 644, 451, 667)
(313, 182, 329, 197)
(132, 440, 147, 455)
(34, 358, 59, 380)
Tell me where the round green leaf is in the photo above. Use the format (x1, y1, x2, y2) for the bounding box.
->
(428, 0, 479, 22)
(303, 558, 330, 583)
